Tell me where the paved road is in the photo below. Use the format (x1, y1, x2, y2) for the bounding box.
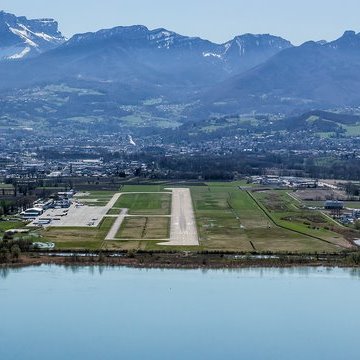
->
(105, 208, 128, 240)
(159, 188, 199, 246)
(106, 193, 122, 208)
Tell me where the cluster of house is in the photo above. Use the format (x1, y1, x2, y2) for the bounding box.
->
(20, 190, 75, 220)
(337, 209, 360, 225)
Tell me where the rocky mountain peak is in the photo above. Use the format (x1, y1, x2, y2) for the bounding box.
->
(0, 10, 65, 60)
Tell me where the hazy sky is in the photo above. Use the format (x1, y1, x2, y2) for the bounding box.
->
(2, 0, 360, 45)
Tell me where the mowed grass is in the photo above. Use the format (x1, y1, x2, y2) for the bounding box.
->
(114, 193, 171, 215)
(103, 240, 203, 252)
(192, 185, 344, 252)
(192, 186, 264, 251)
(42, 217, 116, 249)
(75, 190, 117, 206)
(305, 201, 360, 209)
(107, 208, 121, 215)
(78, 190, 116, 199)
(252, 190, 351, 248)
(0, 220, 26, 234)
(121, 185, 166, 192)
(116, 217, 170, 240)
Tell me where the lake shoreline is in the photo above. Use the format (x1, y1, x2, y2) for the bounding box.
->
(2, 251, 360, 270)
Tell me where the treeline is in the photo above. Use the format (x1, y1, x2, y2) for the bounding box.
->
(151, 153, 360, 181)
(0, 238, 32, 264)
(122, 151, 306, 180)
(305, 158, 360, 180)
(0, 197, 35, 216)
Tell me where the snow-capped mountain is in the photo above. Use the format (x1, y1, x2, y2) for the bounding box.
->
(2, 13, 360, 120)
(65, 25, 221, 51)
(0, 11, 65, 60)
(203, 31, 360, 113)
(0, 22, 295, 104)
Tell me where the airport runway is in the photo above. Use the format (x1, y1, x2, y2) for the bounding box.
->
(159, 188, 199, 246)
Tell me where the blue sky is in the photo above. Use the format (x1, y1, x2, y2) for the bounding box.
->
(2, 0, 360, 44)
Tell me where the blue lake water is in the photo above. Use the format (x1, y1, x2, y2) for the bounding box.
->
(1, 265, 360, 360)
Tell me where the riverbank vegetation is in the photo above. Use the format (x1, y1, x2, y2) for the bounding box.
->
(3, 249, 360, 269)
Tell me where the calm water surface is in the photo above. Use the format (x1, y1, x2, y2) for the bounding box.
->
(1, 265, 360, 360)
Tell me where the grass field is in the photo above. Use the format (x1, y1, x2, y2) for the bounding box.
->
(121, 184, 166, 192)
(76, 191, 117, 207)
(0, 220, 26, 234)
(252, 190, 351, 248)
(107, 208, 121, 215)
(114, 193, 171, 215)
(116, 217, 170, 240)
(42, 217, 116, 249)
(192, 184, 347, 252)
(305, 200, 360, 209)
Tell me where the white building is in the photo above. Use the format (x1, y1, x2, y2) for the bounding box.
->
(20, 208, 43, 219)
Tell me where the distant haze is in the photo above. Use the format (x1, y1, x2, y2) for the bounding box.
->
(2, 0, 360, 45)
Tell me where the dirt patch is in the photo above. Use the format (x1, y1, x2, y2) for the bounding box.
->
(294, 189, 347, 201)
(281, 214, 327, 225)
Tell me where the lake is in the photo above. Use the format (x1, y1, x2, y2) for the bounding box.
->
(1, 265, 360, 359)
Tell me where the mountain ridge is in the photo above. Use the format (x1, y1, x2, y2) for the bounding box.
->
(202, 30, 360, 113)
(0, 17, 293, 100)
(2, 10, 360, 119)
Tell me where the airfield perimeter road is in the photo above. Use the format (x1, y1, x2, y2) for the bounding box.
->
(105, 208, 128, 240)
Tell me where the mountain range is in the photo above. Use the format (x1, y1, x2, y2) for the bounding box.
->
(204, 30, 360, 113)
(1, 10, 360, 122)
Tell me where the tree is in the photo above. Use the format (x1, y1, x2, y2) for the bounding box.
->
(355, 221, 360, 231)
(0, 249, 11, 263)
(10, 245, 21, 260)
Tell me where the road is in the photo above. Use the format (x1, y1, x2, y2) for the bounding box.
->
(105, 208, 128, 240)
